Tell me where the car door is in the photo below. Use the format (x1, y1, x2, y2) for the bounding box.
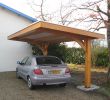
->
(20, 57, 29, 79)
(22, 57, 32, 80)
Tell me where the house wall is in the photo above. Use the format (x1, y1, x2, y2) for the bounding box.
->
(0, 7, 33, 72)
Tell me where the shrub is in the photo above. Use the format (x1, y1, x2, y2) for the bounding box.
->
(96, 48, 109, 67)
(31, 44, 109, 67)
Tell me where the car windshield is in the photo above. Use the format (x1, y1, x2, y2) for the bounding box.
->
(36, 57, 62, 65)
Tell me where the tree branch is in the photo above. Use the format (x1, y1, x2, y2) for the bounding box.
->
(97, 6, 108, 17)
(88, 20, 105, 31)
(82, 0, 103, 8)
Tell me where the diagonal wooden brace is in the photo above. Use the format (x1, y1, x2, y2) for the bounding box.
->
(36, 43, 49, 56)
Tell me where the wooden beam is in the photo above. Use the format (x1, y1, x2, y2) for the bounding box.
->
(85, 39, 91, 88)
(8, 21, 105, 40)
(41, 22, 105, 39)
(29, 34, 65, 42)
(8, 23, 42, 39)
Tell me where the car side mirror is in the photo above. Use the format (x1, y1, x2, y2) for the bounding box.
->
(17, 61, 21, 64)
(17, 61, 24, 65)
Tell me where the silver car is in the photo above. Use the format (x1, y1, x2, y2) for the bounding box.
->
(16, 56, 71, 89)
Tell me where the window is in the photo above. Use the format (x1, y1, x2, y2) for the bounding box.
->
(36, 57, 62, 65)
(21, 57, 29, 65)
(25, 57, 32, 65)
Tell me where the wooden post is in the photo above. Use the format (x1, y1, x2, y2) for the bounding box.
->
(36, 43, 49, 56)
(41, 44, 49, 56)
(85, 39, 91, 88)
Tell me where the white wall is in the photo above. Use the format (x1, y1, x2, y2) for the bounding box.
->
(0, 7, 33, 72)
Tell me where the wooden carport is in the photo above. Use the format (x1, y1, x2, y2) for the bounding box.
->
(8, 21, 105, 88)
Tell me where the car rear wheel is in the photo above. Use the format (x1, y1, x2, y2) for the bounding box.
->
(27, 77, 34, 90)
(59, 83, 67, 87)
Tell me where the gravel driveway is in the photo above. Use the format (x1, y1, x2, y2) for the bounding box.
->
(0, 72, 108, 100)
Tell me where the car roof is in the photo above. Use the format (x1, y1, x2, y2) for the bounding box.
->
(32, 55, 58, 59)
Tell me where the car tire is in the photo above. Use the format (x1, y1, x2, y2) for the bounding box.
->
(27, 77, 34, 90)
(16, 71, 21, 79)
(59, 83, 67, 87)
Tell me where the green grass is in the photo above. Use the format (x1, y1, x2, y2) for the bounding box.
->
(67, 64, 84, 72)
(68, 63, 110, 98)
(67, 64, 76, 68)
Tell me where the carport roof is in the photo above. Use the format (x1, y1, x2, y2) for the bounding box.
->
(8, 21, 105, 44)
(8, 21, 105, 88)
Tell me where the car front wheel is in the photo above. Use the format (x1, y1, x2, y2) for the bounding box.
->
(59, 83, 67, 87)
(16, 71, 21, 79)
(27, 77, 34, 90)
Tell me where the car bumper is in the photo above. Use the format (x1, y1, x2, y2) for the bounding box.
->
(31, 76, 71, 85)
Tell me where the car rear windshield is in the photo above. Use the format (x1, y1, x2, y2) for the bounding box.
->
(36, 57, 62, 65)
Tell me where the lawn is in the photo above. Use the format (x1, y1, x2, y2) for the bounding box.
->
(98, 83, 110, 98)
(68, 64, 110, 98)
(68, 64, 107, 73)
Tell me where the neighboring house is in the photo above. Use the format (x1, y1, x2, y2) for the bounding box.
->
(0, 3, 37, 72)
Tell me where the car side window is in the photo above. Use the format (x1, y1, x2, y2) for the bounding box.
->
(21, 57, 29, 65)
(25, 57, 32, 66)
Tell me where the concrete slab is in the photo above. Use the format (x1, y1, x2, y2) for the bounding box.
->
(77, 85, 100, 91)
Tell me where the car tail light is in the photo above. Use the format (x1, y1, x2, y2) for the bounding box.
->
(33, 69, 43, 75)
(65, 68, 70, 74)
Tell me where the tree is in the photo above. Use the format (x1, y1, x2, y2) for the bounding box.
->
(72, 0, 110, 82)
(27, 0, 72, 59)
(107, 0, 110, 81)
(62, 0, 110, 81)
(27, 0, 110, 80)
